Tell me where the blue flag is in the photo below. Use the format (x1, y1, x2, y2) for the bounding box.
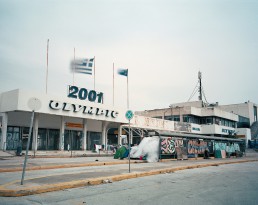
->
(117, 68, 128, 77)
(72, 58, 94, 75)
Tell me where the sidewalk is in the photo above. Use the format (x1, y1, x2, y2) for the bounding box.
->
(0, 155, 258, 197)
(0, 150, 114, 158)
(0, 151, 15, 157)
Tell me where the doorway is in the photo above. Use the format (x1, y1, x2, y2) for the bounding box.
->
(64, 130, 82, 150)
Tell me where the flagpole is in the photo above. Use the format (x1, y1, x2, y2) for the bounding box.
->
(94, 56, 96, 90)
(46, 39, 49, 94)
(113, 62, 114, 107)
(73, 47, 75, 86)
(127, 69, 129, 109)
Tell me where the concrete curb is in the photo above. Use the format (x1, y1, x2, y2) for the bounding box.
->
(0, 159, 257, 197)
(0, 160, 146, 173)
(0, 157, 207, 173)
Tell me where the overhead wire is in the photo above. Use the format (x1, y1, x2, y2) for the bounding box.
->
(187, 81, 199, 102)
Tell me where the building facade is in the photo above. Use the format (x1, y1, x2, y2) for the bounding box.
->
(218, 101, 258, 140)
(0, 89, 248, 154)
(136, 101, 239, 136)
(0, 89, 127, 151)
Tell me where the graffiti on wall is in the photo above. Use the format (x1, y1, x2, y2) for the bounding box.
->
(174, 138, 188, 159)
(161, 138, 214, 155)
(161, 138, 185, 154)
(214, 142, 226, 151)
(188, 140, 208, 154)
(161, 138, 175, 154)
(175, 138, 183, 148)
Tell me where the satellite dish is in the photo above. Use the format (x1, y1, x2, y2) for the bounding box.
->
(27, 98, 41, 111)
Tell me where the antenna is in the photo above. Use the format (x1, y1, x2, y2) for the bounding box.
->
(187, 71, 209, 105)
(198, 71, 202, 101)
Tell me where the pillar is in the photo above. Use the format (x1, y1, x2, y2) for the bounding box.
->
(59, 116, 65, 151)
(118, 124, 122, 146)
(102, 122, 109, 150)
(83, 119, 87, 151)
(32, 113, 39, 151)
(0, 113, 8, 151)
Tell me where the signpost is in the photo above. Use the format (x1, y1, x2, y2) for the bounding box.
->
(125, 110, 134, 173)
(21, 98, 41, 185)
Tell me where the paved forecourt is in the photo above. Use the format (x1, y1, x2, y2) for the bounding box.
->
(0, 155, 257, 197)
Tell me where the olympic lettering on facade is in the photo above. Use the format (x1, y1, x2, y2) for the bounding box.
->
(49, 100, 118, 118)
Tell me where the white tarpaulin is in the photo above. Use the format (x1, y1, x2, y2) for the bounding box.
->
(130, 136, 160, 162)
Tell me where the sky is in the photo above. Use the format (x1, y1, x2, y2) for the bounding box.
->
(0, 0, 257, 111)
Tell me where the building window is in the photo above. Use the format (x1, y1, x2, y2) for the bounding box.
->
(254, 106, 257, 121)
(237, 115, 250, 128)
(206, 117, 212, 124)
(183, 115, 190, 123)
(215, 117, 221, 125)
(165, 115, 180, 121)
(173, 115, 180, 122)
(221, 119, 225, 126)
(6, 126, 20, 150)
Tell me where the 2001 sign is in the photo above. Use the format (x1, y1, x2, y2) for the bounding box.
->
(68, 85, 103, 103)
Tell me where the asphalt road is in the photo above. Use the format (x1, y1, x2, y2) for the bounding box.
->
(1, 161, 258, 205)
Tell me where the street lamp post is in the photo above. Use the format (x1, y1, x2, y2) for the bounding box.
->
(163, 109, 170, 128)
(169, 105, 174, 121)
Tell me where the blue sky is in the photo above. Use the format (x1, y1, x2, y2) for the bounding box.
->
(0, 0, 257, 111)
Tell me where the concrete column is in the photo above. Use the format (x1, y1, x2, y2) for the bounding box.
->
(179, 114, 183, 122)
(0, 113, 8, 151)
(102, 122, 109, 150)
(32, 113, 39, 151)
(83, 119, 87, 151)
(59, 116, 65, 151)
(118, 124, 122, 146)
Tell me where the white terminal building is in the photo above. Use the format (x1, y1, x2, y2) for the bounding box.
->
(136, 100, 258, 147)
(0, 89, 128, 152)
(0, 87, 256, 153)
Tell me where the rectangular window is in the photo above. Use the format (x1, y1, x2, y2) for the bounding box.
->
(193, 116, 200, 124)
(173, 115, 180, 122)
(201, 118, 206, 124)
(254, 106, 257, 121)
(206, 118, 212, 124)
(183, 115, 189, 123)
(6, 126, 20, 150)
(215, 117, 220, 125)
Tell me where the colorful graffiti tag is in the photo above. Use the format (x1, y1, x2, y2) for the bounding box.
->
(214, 142, 227, 150)
(161, 138, 185, 154)
(161, 138, 175, 154)
(187, 140, 208, 154)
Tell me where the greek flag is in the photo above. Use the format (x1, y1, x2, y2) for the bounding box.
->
(117, 68, 128, 77)
(72, 58, 94, 75)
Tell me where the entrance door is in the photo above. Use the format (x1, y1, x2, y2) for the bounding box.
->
(64, 130, 82, 150)
(38, 129, 60, 150)
(87, 132, 101, 151)
(48, 129, 59, 150)
(38, 129, 47, 150)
